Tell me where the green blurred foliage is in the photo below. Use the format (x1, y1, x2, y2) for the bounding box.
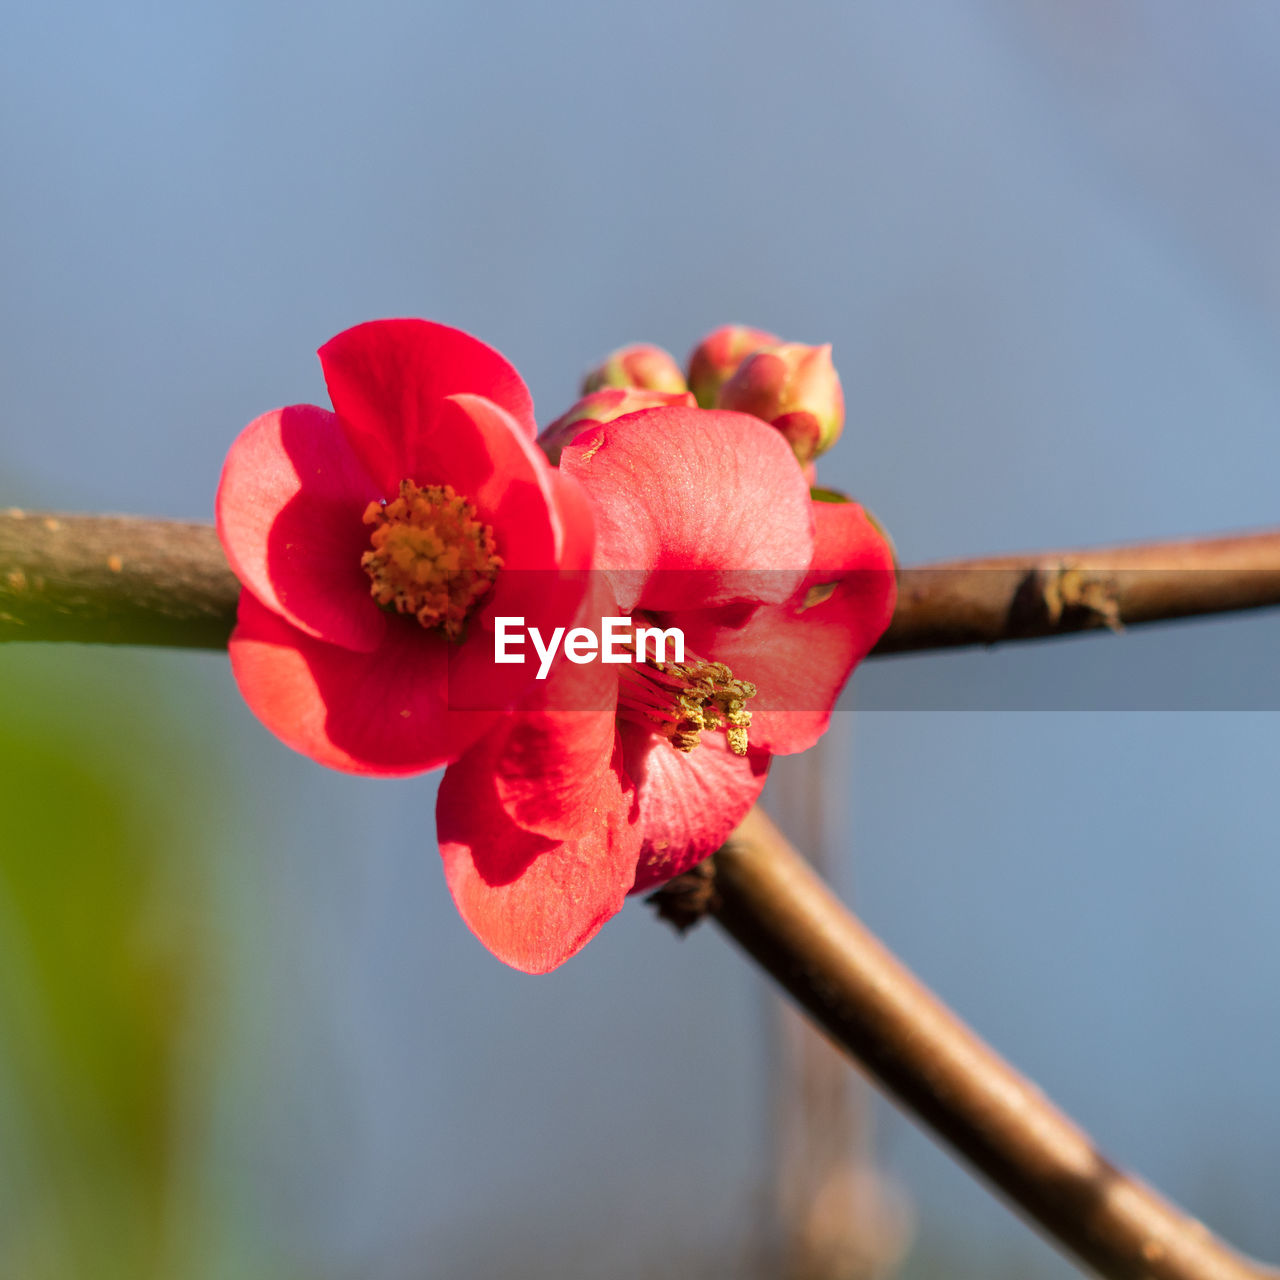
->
(0, 647, 211, 1279)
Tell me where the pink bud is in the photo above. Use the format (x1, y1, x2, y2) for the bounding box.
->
(537, 387, 696, 464)
(716, 343, 844, 463)
(581, 344, 687, 395)
(685, 325, 779, 408)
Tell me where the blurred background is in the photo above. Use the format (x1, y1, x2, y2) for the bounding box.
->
(3, 2, 1280, 1276)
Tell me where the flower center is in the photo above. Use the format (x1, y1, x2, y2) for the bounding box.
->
(616, 645, 756, 757)
(360, 480, 501, 639)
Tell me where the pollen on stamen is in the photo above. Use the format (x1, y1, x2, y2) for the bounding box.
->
(617, 650, 757, 757)
(361, 480, 502, 639)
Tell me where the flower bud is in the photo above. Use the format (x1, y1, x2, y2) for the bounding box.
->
(581, 344, 687, 395)
(685, 324, 779, 408)
(716, 342, 844, 463)
(537, 387, 695, 464)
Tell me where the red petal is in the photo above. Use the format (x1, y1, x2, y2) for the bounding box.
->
(216, 404, 387, 652)
(546, 467, 597, 572)
(809, 495, 894, 582)
(436, 400, 600, 712)
(560, 407, 813, 612)
(437, 735, 641, 973)
(229, 591, 497, 775)
(433, 394, 562, 569)
(489, 708, 622, 840)
(319, 319, 536, 495)
(621, 722, 769, 892)
(480, 575, 624, 835)
(679, 501, 896, 756)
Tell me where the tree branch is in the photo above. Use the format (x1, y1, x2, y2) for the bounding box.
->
(0, 512, 234, 648)
(2, 511, 1279, 650)
(877, 527, 1280, 653)
(652, 808, 1279, 1280)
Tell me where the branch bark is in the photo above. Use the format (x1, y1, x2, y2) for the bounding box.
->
(2, 511, 1279, 651)
(652, 808, 1279, 1280)
(0, 512, 234, 648)
(878, 527, 1280, 654)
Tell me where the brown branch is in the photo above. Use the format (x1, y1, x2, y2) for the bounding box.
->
(879, 527, 1280, 654)
(1, 512, 1279, 649)
(0, 511, 235, 648)
(651, 808, 1279, 1280)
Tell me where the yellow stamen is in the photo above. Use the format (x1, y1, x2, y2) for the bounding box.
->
(361, 480, 501, 639)
(617, 642, 756, 757)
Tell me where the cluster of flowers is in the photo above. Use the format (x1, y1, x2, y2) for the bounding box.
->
(215, 320, 896, 972)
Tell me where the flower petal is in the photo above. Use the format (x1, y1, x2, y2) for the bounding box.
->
(480, 575, 625, 833)
(489, 708, 622, 840)
(436, 397, 600, 711)
(437, 735, 640, 973)
(319, 319, 537, 494)
(621, 722, 769, 892)
(808, 494, 895, 582)
(560, 407, 813, 612)
(433, 394, 564, 570)
(216, 404, 387, 652)
(229, 590, 496, 774)
(546, 459, 598, 570)
(677, 500, 896, 756)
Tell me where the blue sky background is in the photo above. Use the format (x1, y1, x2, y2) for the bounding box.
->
(3, 3, 1280, 1276)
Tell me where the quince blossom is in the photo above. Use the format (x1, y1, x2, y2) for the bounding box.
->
(216, 319, 593, 775)
(437, 405, 895, 973)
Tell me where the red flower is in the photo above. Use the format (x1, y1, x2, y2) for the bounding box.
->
(216, 319, 594, 775)
(437, 406, 896, 972)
